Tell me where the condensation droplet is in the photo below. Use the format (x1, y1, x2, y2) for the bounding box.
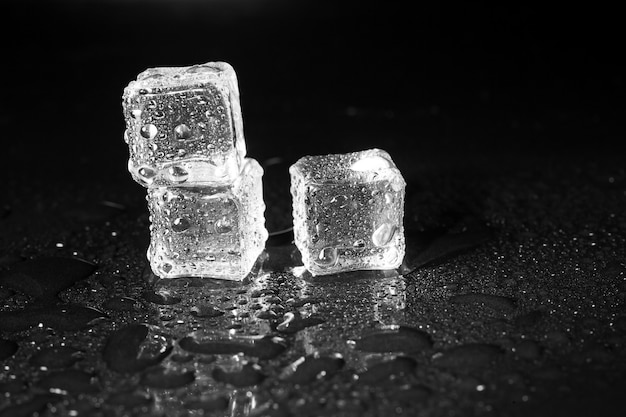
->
(330, 195, 348, 208)
(140, 124, 158, 139)
(160, 263, 173, 274)
(384, 192, 394, 204)
(131, 109, 142, 119)
(174, 124, 192, 140)
(123, 129, 130, 144)
(372, 223, 396, 247)
(214, 217, 233, 234)
(168, 166, 189, 183)
(138, 166, 156, 179)
(153, 110, 165, 119)
(382, 247, 399, 264)
(314, 247, 338, 268)
(353, 239, 366, 248)
(172, 217, 190, 233)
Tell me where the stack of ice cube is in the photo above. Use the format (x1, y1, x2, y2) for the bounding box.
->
(123, 62, 267, 280)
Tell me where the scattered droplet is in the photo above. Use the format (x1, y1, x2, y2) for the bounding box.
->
(140, 367, 195, 389)
(212, 363, 265, 387)
(289, 297, 322, 308)
(401, 228, 490, 274)
(103, 324, 172, 373)
(281, 354, 344, 384)
(179, 335, 287, 359)
(0, 304, 106, 332)
(357, 357, 417, 384)
(276, 312, 324, 334)
(354, 326, 432, 353)
(185, 396, 230, 412)
(142, 289, 182, 305)
(190, 304, 224, 318)
(0, 257, 96, 303)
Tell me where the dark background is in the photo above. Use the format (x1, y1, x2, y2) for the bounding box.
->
(1, 0, 624, 189)
(1, 3, 625, 416)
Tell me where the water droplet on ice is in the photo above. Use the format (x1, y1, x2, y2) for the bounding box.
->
(353, 239, 366, 248)
(168, 166, 189, 183)
(383, 247, 399, 264)
(140, 124, 158, 139)
(160, 263, 173, 274)
(172, 217, 190, 233)
(214, 217, 233, 234)
(174, 124, 192, 140)
(350, 155, 393, 171)
(372, 223, 396, 247)
(130, 109, 142, 119)
(138, 166, 156, 180)
(314, 247, 338, 267)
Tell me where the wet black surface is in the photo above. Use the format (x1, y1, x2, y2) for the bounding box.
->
(1, 1, 625, 416)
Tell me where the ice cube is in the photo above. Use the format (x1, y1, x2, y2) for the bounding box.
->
(122, 61, 246, 187)
(147, 158, 268, 280)
(289, 149, 405, 276)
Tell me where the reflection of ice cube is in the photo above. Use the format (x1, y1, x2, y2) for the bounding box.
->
(122, 62, 246, 187)
(289, 149, 405, 276)
(147, 158, 267, 280)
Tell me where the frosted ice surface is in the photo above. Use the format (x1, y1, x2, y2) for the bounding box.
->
(147, 158, 268, 280)
(290, 149, 406, 276)
(122, 62, 246, 187)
